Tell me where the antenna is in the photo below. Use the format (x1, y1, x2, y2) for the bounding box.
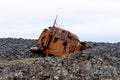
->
(53, 15, 58, 27)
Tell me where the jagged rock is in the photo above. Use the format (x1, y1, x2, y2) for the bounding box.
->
(0, 38, 119, 80)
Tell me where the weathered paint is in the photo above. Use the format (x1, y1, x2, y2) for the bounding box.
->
(31, 26, 91, 56)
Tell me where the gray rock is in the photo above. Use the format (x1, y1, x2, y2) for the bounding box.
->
(0, 38, 120, 80)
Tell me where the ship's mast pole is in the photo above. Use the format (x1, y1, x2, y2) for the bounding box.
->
(53, 15, 58, 27)
(45, 15, 58, 49)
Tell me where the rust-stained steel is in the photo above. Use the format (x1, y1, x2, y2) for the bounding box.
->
(30, 16, 91, 56)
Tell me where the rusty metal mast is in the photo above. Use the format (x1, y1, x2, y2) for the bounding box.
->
(45, 15, 58, 49)
(53, 15, 58, 27)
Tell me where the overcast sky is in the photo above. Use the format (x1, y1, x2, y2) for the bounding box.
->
(0, 0, 120, 42)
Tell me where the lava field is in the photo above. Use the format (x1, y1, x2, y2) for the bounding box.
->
(0, 38, 119, 80)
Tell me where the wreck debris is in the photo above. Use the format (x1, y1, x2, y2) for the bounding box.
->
(30, 16, 91, 56)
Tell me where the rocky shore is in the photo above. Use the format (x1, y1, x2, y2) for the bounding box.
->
(0, 38, 119, 80)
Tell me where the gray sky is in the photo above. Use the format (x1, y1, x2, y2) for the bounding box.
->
(0, 0, 120, 42)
